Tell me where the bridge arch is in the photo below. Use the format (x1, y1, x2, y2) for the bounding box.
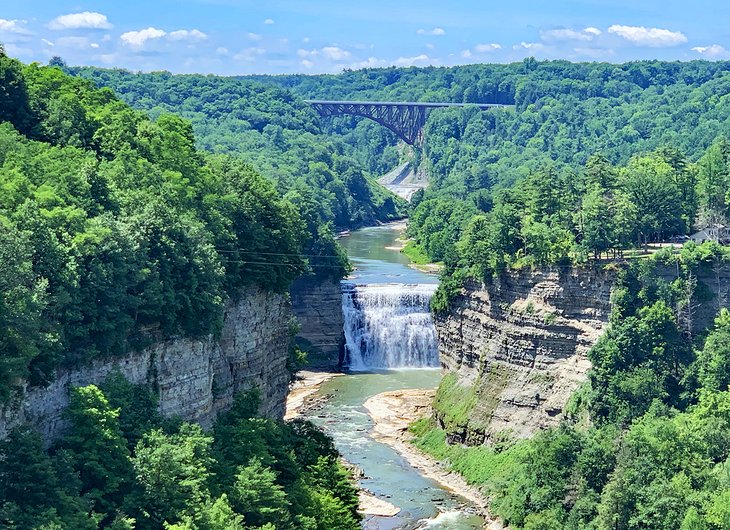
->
(305, 100, 509, 146)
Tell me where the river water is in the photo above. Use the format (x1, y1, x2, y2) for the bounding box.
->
(303, 224, 486, 529)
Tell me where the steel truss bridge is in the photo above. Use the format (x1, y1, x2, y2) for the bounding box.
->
(304, 100, 510, 146)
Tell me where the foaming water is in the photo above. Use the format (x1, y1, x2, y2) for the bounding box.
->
(342, 282, 439, 369)
(416, 510, 481, 529)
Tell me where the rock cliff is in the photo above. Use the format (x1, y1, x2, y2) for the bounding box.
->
(0, 287, 292, 442)
(434, 268, 614, 444)
(290, 277, 344, 367)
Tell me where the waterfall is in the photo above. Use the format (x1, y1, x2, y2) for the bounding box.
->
(342, 282, 439, 369)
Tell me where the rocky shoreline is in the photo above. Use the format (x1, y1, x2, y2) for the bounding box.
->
(284, 370, 401, 518)
(284, 370, 342, 420)
(363, 389, 504, 530)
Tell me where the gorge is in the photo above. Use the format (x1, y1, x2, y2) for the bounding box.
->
(5, 45, 730, 530)
(305, 224, 488, 529)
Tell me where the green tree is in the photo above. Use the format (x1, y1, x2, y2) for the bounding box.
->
(231, 457, 291, 527)
(620, 155, 683, 246)
(0, 225, 47, 399)
(131, 424, 214, 529)
(60, 385, 133, 518)
(695, 309, 730, 392)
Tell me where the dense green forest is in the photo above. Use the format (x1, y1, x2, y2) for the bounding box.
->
(413, 245, 730, 529)
(0, 50, 362, 530)
(249, 60, 730, 279)
(66, 66, 405, 229)
(6, 47, 730, 530)
(0, 377, 360, 530)
(0, 52, 361, 398)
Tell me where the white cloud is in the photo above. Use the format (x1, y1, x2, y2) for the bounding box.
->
(474, 43, 501, 52)
(301, 59, 314, 68)
(0, 18, 30, 34)
(302, 37, 310, 43)
(692, 44, 730, 59)
(514, 41, 546, 51)
(42, 38, 54, 47)
(248, 32, 262, 41)
(216, 47, 229, 56)
(541, 28, 597, 42)
(168, 29, 207, 42)
(321, 46, 350, 60)
(349, 56, 388, 69)
(97, 53, 118, 64)
(4, 43, 34, 56)
(90, 42, 99, 49)
(263, 18, 274, 25)
(608, 25, 687, 47)
(425, 43, 435, 49)
(461, 49, 472, 58)
(394, 54, 430, 66)
(417, 27, 445, 36)
(121, 27, 166, 49)
(49, 11, 112, 30)
(121, 27, 207, 49)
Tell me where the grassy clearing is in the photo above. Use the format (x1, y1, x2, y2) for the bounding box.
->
(410, 418, 528, 489)
(401, 240, 433, 265)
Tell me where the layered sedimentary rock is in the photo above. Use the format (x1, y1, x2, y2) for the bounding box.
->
(0, 287, 291, 442)
(434, 269, 614, 444)
(290, 277, 344, 367)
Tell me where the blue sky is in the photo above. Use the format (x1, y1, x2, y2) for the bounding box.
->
(3, 1, 730, 74)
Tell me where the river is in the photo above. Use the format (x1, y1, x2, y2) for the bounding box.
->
(302, 224, 486, 529)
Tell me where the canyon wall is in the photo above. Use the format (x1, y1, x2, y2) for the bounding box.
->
(434, 268, 614, 444)
(290, 277, 344, 367)
(0, 287, 292, 442)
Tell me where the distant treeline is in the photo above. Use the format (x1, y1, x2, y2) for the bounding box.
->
(67, 65, 406, 230)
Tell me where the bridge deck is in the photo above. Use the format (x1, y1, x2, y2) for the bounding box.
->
(304, 99, 511, 109)
(304, 99, 511, 145)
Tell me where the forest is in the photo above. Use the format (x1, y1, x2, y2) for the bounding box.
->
(0, 50, 364, 530)
(252, 60, 730, 308)
(252, 59, 730, 529)
(65, 64, 405, 230)
(0, 376, 361, 530)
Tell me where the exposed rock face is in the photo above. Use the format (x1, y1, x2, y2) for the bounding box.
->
(434, 269, 614, 444)
(290, 277, 344, 368)
(0, 287, 291, 443)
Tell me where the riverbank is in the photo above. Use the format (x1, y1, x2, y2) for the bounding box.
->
(285, 371, 403, 518)
(284, 370, 341, 420)
(383, 223, 444, 276)
(363, 389, 504, 530)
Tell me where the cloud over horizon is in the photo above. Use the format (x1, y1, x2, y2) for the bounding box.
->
(692, 44, 730, 59)
(0, 18, 31, 34)
(48, 12, 112, 30)
(417, 27, 445, 36)
(120, 27, 208, 50)
(541, 28, 601, 42)
(607, 25, 687, 47)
